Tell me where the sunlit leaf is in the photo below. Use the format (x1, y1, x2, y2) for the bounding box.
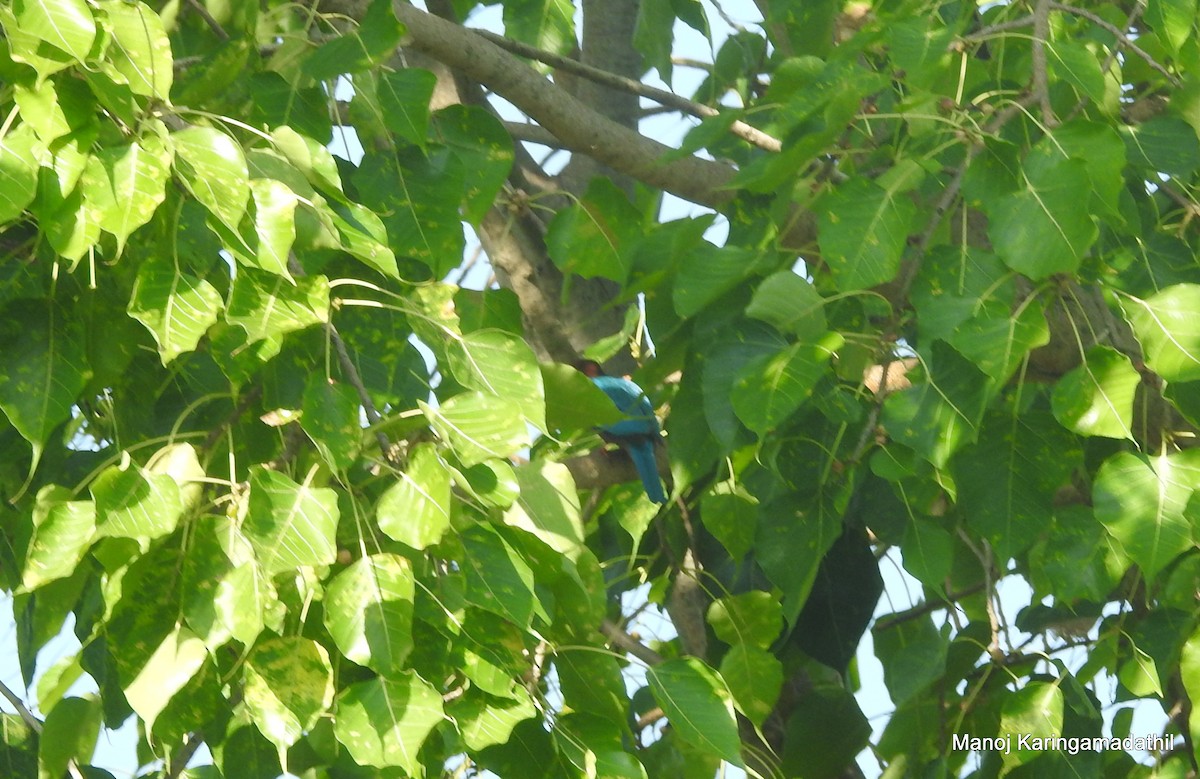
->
(244, 637, 334, 750)
(1093, 450, 1200, 581)
(225, 268, 329, 344)
(647, 657, 743, 766)
(128, 258, 223, 364)
(243, 467, 339, 575)
(97, 0, 173, 98)
(324, 554, 414, 676)
(172, 126, 250, 230)
(18, 0, 96, 63)
(333, 673, 443, 772)
(1123, 283, 1200, 382)
(424, 392, 530, 467)
(1052, 346, 1140, 439)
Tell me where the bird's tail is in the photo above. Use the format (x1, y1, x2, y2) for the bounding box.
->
(627, 439, 667, 504)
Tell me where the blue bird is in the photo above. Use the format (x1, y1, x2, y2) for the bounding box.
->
(576, 360, 668, 504)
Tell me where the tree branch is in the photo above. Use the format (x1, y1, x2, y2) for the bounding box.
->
(0, 679, 42, 733)
(391, 3, 740, 208)
(1050, 1, 1180, 86)
(471, 27, 782, 153)
(601, 618, 665, 665)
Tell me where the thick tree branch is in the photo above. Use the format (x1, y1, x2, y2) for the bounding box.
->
(392, 3, 739, 208)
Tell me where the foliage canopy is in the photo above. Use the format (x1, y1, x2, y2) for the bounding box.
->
(3, 0, 1200, 777)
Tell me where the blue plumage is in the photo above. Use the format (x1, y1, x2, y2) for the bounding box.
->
(589, 374, 668, 504)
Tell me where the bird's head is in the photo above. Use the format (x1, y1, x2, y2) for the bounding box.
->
(573, 359, 604, 378)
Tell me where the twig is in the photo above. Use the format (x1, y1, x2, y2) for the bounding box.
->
(470, 27, 782, 153)
(287, 256, 393, 458)
(872, 581, 987, 631)
(635, 706, 665, 730)
(184, 0, 229, 41)
(1050, 2, 1180, 86)
(960, 15, 1034, 42)
(0, 679, 42, 733)
(165, 732, 205, 779)
(600, 618, 665, 666)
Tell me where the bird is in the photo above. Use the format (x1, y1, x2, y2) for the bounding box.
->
(575, 359, 668, 504)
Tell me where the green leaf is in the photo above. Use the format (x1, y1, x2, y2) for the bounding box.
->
(647, 657, 743, 766)
(673, 245, 759, 318)
(333, 673, 443, 772)
(540, 363, 624, 431)
(502, 462, 585, 558)
(1093, 450, 1200, 581)
(503, 0, 575, 53)
(744, 270, 827, 340)
(988, 156, 1098, 279)
(1122, 116, 1200, 176)
(818, 177, 917, 292)
(127, 258, 223, 364)
(270, 126, 342, 195)
(701, 322, 788, 450)
(998, 682, 1064, 769)
(634, 0, 675, 79)
(17, 0, 96, 63)
(447, 329, 546, 430)
(719, 644, 782, 728)
(39, 696, 101, 779)
(354, 149, 465, 277)
(0, 124, 40, 223)
(1045, 40, 1106, 103)
(1051, 346, 1140, 439)
(872, 614, 946, 707)
(378, 69, 437, 148)
(122, 627, 207, 731)
(730, 332, 843, 433)
(958, 410, 1079, 561)
(555, 652, 629, 729)
(21, 486, 95, 591)
(546, 178, 642, 283)
(432, 105, 515, 225)
(299, 377, 360, 471)
(324, 554, 415, 676)
(882, 341, 989, 468)
(1146, 0, 1197, 55)
(948, 298, 1049, 382)
(707, 592, 784, 649)
(460, 524, 541, 627)
(377, 443, 452, 550)
(1042, 121, 1127, 219)
(244, 637, 334, 750)
(83, 133, 173, 254)
(700, 490, 758, 559)
(243, 466, 339, 575)
(454, 688, 538, 750)
(425, 392, 530, 467)
(1180, 629, 1200, 767)
(97, 0, 173, 99)
(225, 268, 329, 344)
(0, 300, 90, 470)
(1123, 284, 1200, 382)
(91, 463, 184, 540)
(172, 126, 250, 230)
(558, 713, 649, 779)
(900, 519, 953, 592)
(249, 179, 297, 277)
